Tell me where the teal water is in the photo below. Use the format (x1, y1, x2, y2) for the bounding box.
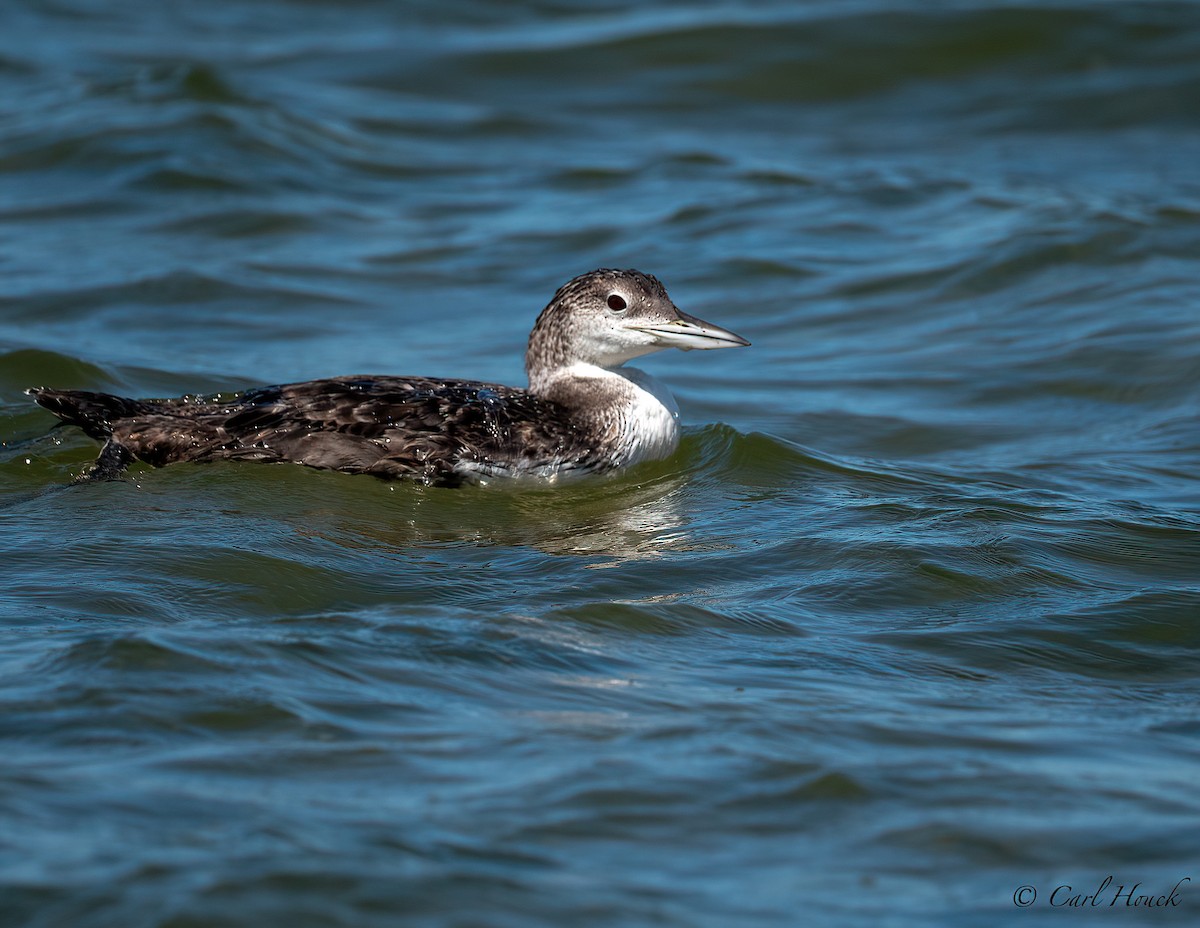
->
(3, 2, 1200, 926)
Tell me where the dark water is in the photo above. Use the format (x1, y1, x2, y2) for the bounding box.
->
(3, 1, 1200, 925)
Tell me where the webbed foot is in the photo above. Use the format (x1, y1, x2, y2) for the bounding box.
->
(76, 439, 134, 483)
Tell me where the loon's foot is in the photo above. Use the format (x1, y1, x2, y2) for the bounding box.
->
(76, 439, 134, 483)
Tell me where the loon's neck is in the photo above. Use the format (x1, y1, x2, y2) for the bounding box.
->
(532, 362, 680, 467)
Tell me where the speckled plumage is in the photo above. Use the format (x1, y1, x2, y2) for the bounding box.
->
(30, 377, 600, 487)
(29, 269, 749, 487)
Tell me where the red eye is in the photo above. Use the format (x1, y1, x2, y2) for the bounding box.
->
(607, 294, 627, 312)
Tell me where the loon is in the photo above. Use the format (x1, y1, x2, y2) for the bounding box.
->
(28, 268, 750, 487)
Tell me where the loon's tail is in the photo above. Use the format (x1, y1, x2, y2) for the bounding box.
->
(26, 387, 149, 441)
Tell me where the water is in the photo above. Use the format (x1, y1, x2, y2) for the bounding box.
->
(3, 1, 1200, 925)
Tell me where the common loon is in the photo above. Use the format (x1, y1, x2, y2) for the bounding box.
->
(29, 268, 750, 487)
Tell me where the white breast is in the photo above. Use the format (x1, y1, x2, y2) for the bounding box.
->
(459, 363, 683, 484)
(540, 361, 681, 468)
(609, 366, 680, 466)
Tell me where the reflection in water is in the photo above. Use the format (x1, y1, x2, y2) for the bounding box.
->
(327, 463, 703, 564)
(520, 473, 698, 564)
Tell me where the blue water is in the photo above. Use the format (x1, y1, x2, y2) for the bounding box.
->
(3, 2, 1200, 926)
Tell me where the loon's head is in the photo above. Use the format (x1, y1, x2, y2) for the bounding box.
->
(526, 268, 749, 389)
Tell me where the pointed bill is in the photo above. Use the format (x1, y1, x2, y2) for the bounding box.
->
(628, 311, 751, 351)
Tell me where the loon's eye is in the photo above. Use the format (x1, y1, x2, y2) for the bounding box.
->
(606, 294, 627, 312)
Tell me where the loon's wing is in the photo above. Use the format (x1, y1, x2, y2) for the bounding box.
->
(216, 376, 596, 482)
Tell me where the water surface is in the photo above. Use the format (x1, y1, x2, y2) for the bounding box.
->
(3, 2, 1200, 926)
